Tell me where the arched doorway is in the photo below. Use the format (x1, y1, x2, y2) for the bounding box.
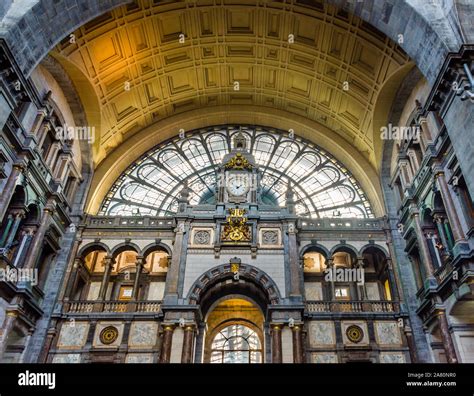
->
(204, 297, 264, 364)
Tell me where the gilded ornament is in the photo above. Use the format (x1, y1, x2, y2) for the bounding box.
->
(224, 153, 252, 170)
(99, 326, 119, 345)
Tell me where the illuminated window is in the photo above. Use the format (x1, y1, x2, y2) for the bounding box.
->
(118, 286, 133, 301)
(210, 324, 262, 364)
(100, 126, 374, 218)
(335, 287, 350, 300)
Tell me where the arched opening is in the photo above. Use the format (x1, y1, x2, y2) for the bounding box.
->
(205, 298, 264, 364)
(361, 247, 394, 302)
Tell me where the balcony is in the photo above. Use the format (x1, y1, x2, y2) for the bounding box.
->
(63, 300, 162, 315)
(305, 300, 400, 314)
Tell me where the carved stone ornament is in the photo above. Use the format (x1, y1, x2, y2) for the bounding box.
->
(193, 230, 211, 245)
(346, 325, 364, 344)
(99, 326, 119, 345)
(262, 230, 278, 245)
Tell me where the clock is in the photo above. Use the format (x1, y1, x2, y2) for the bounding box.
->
(227, 174, 250, 197)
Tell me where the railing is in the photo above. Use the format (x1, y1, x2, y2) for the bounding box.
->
(85, 216, 174, 228)
(306, 300, 399, 313)
(64, 300, 162, 314)
(435, 262, 454, 283)
(299, 218, 385, 231)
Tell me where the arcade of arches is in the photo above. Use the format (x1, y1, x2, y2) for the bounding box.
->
(0, 0, 473, 364)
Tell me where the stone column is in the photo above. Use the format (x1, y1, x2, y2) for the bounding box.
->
(434, 169, 466, 244)
(287, 222, 302, 297)
(23, 201, 55, 270)
(327, 258, 336, 300)
(57, 235, 83, 301)
(433, 214, 451, 252)
(410, 209, 436, 280)
(271, 324, 282, 363)
(165, 221, 186, 298)
(64, 257, 83, 299)
(181, 325, 195, 363)
(436, 309, 458, 363)
(356, 258, 366, 300)
(0, 214, 14, 246)
(404, 325, 418, 363)
(3, 210, 25, 248)
(0, 310, 18, 359)
(292, 324, 304, 363)
(38, 326, 57, 363)
(0, 161, 26, 224)
(193, 322, 206, 363)
(160, 325, 175, 363)
(132, 256, 145, 300)
(385, 258, 400, 301)
(98, 256, 115, 301)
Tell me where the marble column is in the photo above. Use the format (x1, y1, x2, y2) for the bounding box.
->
(271, 324, 282, 363)
(434, 169, 466, 243)
(64, 257, 83, 299)
(38, 326, 57, 363)
(98, 256, 115, 301)
(0, 214, 14, 246)
(356, 258, 366, 300)
(165, 221, 186, 298)
(57, 235, 83, 301)
(181, 325, 195, 363)
(292, 325, 304, 363)
(160, 325, 175, 363)
(287, 222, 302, 297)
(0, 161, 26, 224)
(23, 202, 55, 270)
(3, 210, 25, 248)
(327, 258, 336, 300)
(385, 258, 400, 301)
(410, 209, 436, 280)
(404, 326, 418, 363)
(132, 256, 145, 300)
(436, 310, 458, 363)
(0, 310, 18, 359)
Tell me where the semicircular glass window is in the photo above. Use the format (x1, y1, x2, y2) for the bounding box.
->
(99, 126, 373, 218)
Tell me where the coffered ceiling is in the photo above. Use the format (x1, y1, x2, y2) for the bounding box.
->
(51, 0, 411, 169)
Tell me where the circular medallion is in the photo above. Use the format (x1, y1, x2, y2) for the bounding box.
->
(99, 326, 119, 345)
(346, 325, 364, 343)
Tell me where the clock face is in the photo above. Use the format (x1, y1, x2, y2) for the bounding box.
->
(227, 174, 250, 197)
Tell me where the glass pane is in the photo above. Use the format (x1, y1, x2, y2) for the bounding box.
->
(100, 126, 374, 218)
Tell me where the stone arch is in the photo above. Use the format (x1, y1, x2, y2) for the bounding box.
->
(110, 242, 141, 259)
(0, 0, 460, 86)
(187, 263, 282, 310)
(329, 243, 360, 259)
(300, 243, 331, 260)
(359, 244, 390, 258)
(141, 242, 172, 258)
(77, 241, 110, 258)
(86, 109, 385, 217)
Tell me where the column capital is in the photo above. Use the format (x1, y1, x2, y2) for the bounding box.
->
(103, 256, 115, 266)
(10, 209, 26, 218)
(162, 324, 176, 332)
(12, 161, 27, 172)
(135, 256, 145, 265)
(73, 257, 84, 267)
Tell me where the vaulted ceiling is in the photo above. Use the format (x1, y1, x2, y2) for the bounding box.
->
(51, 0, 411, 170)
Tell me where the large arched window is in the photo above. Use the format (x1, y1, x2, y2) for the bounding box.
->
(99, 126, 373, 218)
(210, 324, 262, 364)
